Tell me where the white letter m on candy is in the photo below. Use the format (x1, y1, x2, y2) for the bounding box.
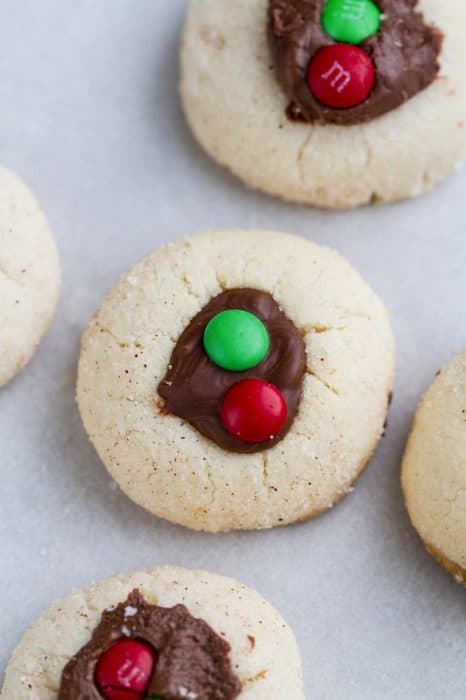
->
(321, 61, 351, 93)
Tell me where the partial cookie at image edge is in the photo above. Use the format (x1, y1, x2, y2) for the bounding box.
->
(180, 0, 466, 209)
(0, 566, 305, 700)
(402, 351, 466, 584)
(0, 166, 60, 387)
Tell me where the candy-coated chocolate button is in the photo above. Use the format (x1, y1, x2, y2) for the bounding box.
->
(322, 0, 381, 44)
(95, 639, 157, 700)
(204, 309, 270, 371)
(221, 379, 287, 444)
(307, 44, 375, 109)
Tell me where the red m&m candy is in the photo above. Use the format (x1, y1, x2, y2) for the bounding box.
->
(95, 639, 157, 700)
(221, 378, 287, 444)
(307, 44, 375, 109)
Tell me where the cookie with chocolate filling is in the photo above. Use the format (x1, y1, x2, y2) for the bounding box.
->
(402, 351, 466, 585)
(0, 166, 60, 387)
(77, 230, 394, 532)
(0, 567, 304, 700)
(180, 0, 466, 208)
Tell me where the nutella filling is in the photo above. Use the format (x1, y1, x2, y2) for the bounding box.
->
(268, 0, 442, 125)
(59, 590, 241, 700)
(158, 288, 306, 454)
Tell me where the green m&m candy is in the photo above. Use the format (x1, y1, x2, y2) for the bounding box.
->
(203, 309, 270, 372)
(322, 0, 381, 45)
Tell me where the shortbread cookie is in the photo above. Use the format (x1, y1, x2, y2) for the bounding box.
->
(77, 230, 394, 532)
(180, 0, 466, 209)
(0, 566, 304, 699)
(0, 166, 60, 387)
(402, 351, 466, 584)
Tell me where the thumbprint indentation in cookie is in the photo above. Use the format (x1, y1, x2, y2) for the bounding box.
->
(268, 0, 443, 125)
(58, 590, 241, 700)
(158, 288, 306, 453)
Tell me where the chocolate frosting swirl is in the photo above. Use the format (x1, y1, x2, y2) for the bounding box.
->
(158, 289, 306, 454)
(59, 590, 241, 700)
(268, 0, 442, 125)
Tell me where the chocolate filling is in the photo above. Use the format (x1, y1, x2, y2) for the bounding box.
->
(58, 590, 241, 700)
(158, 289, 306, 454)
(268, 0, 442, 125)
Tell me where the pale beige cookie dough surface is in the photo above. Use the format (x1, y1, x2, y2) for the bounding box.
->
(402, 351, 466, 584)
(0, 166, 60, 387)
(0, 566, 304, 699)
(180, 0, 466, 209)
(77, 230, 394, 532)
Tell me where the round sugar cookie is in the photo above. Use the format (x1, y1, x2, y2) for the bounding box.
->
(402, 351, 466, 584)
(180, 0, 466, 209)
(0, 166, 60, 387)
(0, 566, 304, 699)
(77, 230, 394, 532)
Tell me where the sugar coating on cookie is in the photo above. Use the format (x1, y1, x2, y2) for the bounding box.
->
(180, 0, 466, 208)
(402, 351, 466, 584)
(0, 166, 60, 387)
(0, 567, 305, 699)
(77, 230, 394, 532)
